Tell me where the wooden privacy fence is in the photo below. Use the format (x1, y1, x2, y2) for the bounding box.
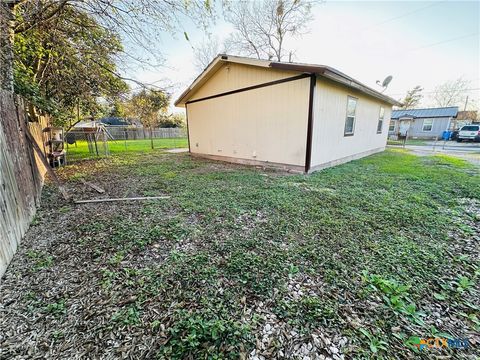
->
(0, 91, 48, 278)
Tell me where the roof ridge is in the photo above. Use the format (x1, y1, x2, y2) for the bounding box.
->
(393, 106, 458, 111)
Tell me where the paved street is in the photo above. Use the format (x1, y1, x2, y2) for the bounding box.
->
(389, 141, 480, 166)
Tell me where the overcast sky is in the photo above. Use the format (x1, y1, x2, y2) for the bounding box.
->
(126, 0, 480, 112)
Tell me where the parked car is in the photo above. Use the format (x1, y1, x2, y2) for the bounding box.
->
(457, 125, 480, 142)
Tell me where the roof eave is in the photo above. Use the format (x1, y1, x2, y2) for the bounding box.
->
(270, 62, 401, 106)
(176, 54, 402, 107)
(174, 55, 226, 107)
(175, 55, 272, 107)
(320, 70, 402, 106)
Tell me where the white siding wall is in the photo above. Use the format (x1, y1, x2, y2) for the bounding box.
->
(310, 78, 392, 169)
(187, 76, 310, 167)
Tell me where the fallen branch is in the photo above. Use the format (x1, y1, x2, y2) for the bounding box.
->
(74, 196, 170, 204)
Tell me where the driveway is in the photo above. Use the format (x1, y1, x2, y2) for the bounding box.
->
(425, 140, 480, 151)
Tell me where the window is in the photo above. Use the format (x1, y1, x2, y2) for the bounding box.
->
(344, 96, 357, 136)
(388, 120, 396, 132)
(377, 107, 385, 133)
(422, 119, 434, 131)
(460, 125, 480, 131)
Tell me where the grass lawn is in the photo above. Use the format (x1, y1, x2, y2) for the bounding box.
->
(66, 138, 188, 161)
(0, 149, 479, 359)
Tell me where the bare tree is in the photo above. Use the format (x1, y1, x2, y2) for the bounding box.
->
(224, 0, 318, 61)
(399, 86, 423, 109)
(193, 37, 224, 71)
(433, 78, 471, 107)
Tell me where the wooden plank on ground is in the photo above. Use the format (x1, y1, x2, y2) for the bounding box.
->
(74, 196, 170, 204)
(80, 179, 105, 193)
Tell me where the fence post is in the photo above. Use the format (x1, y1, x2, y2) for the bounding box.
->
(93, 132, 99, 156)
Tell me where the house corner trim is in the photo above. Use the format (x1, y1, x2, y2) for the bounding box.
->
(305, 74, 316, 173)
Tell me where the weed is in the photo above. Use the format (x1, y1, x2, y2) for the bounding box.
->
(358, 328, 388, 354)
(429, 326, 453, 339)
(44, 299, 66, 316)
(112, 305, 141, 325)
(362, 272, 426, 325)
(27, 250, 53, 270)
(51, 330, 64, 339)
(58, 205, 71, 214)
(108, 251, 125, 266)
(159, 310, 251, 359)
(454, 276, 475, 294)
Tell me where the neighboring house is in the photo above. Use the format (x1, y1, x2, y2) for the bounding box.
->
(99, 117, 130, 126)
(73, 120, 104, 128)
(175, 55, 400, 173)
(99, 117, 143, 127)
(455, 110, 478, 128)
(389, 107, 458, 139)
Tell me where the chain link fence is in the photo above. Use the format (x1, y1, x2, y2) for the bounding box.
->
(65, 127, 187, 163)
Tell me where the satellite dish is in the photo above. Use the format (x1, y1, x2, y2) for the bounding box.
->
(376, 75, 393, 92)
(382, 75, 393, 88)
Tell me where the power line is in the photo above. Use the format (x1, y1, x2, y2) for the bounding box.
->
(361, 1, 444, 32)
(409, 32, 479, 52)
(386, 88, 480, 96)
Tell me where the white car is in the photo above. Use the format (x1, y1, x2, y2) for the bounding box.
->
(457, 125, 480, 142)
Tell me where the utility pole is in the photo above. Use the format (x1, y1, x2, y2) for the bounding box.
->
(463, 95, 469, 111)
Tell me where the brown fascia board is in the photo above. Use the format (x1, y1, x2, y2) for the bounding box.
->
(270, 62, 402, 107)
(176, 55, 402, 107)
(174, 55, 225, 107)
(175, 54, 271, 106)
(270, 62, 328, 75)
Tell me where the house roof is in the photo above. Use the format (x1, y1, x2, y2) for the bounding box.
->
(456, 110, 478, 120)
(175, 54, 402, 107)
(99, 117, 131, 126)
(73, 120, 102, 128)
(391, 106, 458, 119)
(397, 113, 417, 119)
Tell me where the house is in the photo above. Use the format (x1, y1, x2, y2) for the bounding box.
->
(455, 110, 478, 128)
(175, 55, 401, 173)
(99, 117, 130, 126)
(389, 107, 458, 139)
(99, 117, 143, 127)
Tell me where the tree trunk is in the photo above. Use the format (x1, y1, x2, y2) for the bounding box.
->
(0, 2, 15, 92)
(150, 126, 154, 149)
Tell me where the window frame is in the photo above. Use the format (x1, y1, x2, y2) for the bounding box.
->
(422, 119, 434, 132)
(344, 96, 358, 136)
(377, 106, 385, 134)
(388, 120, 396, 132)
